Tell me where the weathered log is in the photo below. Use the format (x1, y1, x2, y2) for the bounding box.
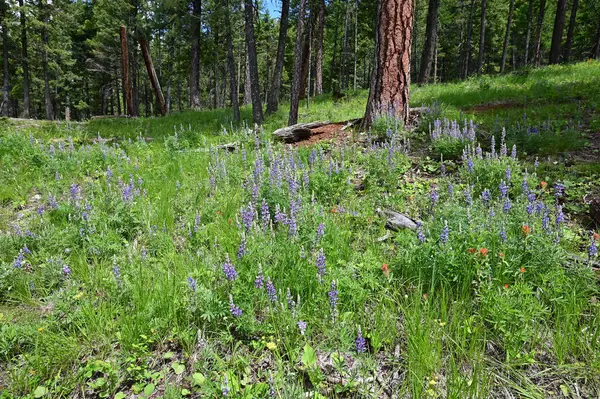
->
(273, 121, 331, 143)
(377, 207, 419, 231)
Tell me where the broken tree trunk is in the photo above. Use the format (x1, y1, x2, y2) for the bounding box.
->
(120, 26, 134, 117)
(140, 38, 167, 116)
(273, 121, 332, 143)
(377, 208, 418, 231)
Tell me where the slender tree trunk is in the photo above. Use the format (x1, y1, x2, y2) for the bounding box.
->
(244, 0, 263, 124)
(500, 0, 516, 73)
(418, 0, 440, 83)
(477, 0, 487, 74)
(330, 16, 339, 92)
(362, 0, 414, 130)
(563, 0, 578, 62)
(166, 45, 173, 113)
(1, 1, 10, 117)
(549, 0, 567, 64)
(41, 1, 54, 120)
(18, 0, 31, 118)
(288, 0, 307, 126)
(212, 29, 219, 110)
(353, 2, 358, 90)
(534, 0, 546, 66)
(463, 0, 476, 79)
(132, 45, 140, 115)
(595, 17, 600, 60)
(120, 26, 134, 116)
(190, 0, 201, 109)
(313, 0, 325, 95)
(433, 32, 438, 82)
(299, 24, 311, 99)
(140, 38, 166, 116)
(524, 0, 534, 65)
(225, 0, 240, 122)
(266, 0, 289, 114)
(341, 0, 351, 90)
(114, 67, 122, 115)
(244, 45, 251, 105)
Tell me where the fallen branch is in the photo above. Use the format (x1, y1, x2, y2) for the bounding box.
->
(273, 121, 332, 143)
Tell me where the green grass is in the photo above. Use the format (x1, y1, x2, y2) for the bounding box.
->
(1, 62, 600, 398)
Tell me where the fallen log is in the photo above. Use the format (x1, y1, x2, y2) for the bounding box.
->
(273, 121, 331, 143)
(376, 208, 419, 231)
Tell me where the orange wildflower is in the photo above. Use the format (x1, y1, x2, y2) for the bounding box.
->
(593, 233, 599, 241)
(499, 252, 505, 259)
(479, 248, 489, 257)
(381, 263, 390, 278)
(504, 284, 509, 289)
(468, 248, 476, 254)
(519, 267, 526, 273)
(521, 225, 531, 236)
(540, 181, 548, 189)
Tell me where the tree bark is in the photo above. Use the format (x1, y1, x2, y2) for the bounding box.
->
(596, 16, 600, 60)
(225, 0, 240, 122)
(41, 0, 54, 120)
(190, 0, 201, 109)
(534, 0, 546, 66)
(524, 0, 533, 65)
(288, 0, 307, 126)
(120, 26, 135, 116)
(563, 0, 578, 62)
(500, 0, 516, 73)
(313, 0, 325, 95)
(244, 0, 263, 124)
(114, 67, 121, 115)
(140, 38, 166, 116)
(362, 0, 413, 130)
(266, 0, 289, 115)
(418, 0, 440, 84)
(463, 0, 476, 79)
(166, 45, 173, 113)
(1, 0, 10, 117)
(18, 0, 30, 118)
(477, 0, 487, 74)
(244, 45, 251, 105)
(549, 0, 567, 64)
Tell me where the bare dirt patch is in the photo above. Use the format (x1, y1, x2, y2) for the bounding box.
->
(293, 122, 351, 147)
(465, 102, 523, 113)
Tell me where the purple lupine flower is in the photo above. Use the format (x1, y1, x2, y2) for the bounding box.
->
(417, 222, 426, 244)
(589, 238, 598, 258)
(13, 250, 24, 268)
(266, 277, 278, 303)
(534, 157, 539, 169)
(448, 183, 454, 195)
(440, 162, 446, 176)
(315, 223, 325, 243)
(106, 166, 112, 180)
(355, 326, 367, 353)
(521, 178, 529, 195)
(542, 208, 550, 231)
(113, 264, 122, 287)
(229, 296, 243, 317)
(222, 375, 230, 397)
(240, 203, 254, 233)
(511, 145, 517, 159)
(503, 199, 512, 213)
(237, 237, 247, 259)
(286, 288, 296, 311)
(430, 189, 439, 206)
(62, 264, 71, 278)
(274, 205, 287, 225)
(260, 200, 270, 229)
(555, 205, 565, 227)
(194, 214, 201, 233)
(500, 228, 508, 242)
(255, 265, 264, 289)
(297, 320, 307, 335)
(223, 254, 238, 281)
(554, 182, 565, 199)
(464, 185, 473, 207)
(329, 280, 339, 318)
(481, 189, 491, 205)
(490, 136, 496, 157)
(440, 221, 449, 245)
(251, 184, 259, 205)
(499, 180, 509, 198)
(23, 245, 31, 255)
(70, 183, 80, 203)
(467, 157, 474, 173)
(315, 248, 326, 278)
(187, 277, 197, 292)
(505, 166, 512, 181)
(527, 192, 536, 203)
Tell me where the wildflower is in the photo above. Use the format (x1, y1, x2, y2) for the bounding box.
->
(503, 199, 512, 213)
(266, 277, 278, 304)
(70, 183, 80, 203)
(315, 223, 325, 243)
(540, 181, 548, 190)
(503, 284, 509, 289)
(519, 267, 526, 273)
(417, 224, 426, 244)
(467, 157, 474, 173)
(554, 182, 565, 199)
(222, 375, 230, 397)
(448, 183, 454, 195)
(355, 326, 367, 353)
(229, 295, 243, 317)
(464, 185, 473, 206)
(589, 238, 598, 258)
(479, 248, 489, 257)
(499, 180, 509, 198)
(237, 237, 247, 259)
(481, 189, 491, 205)
(555, 205, 565, 227)
(255, 265, 264, 289)
(430, 189, 439, 206)
(499, 252, 505, 259)
(13, 250, 24, 269)
(113, 264, 122, 287)
(297, 320, 307, 335)
(440, 221, 449, 245)
(381, 263, 390, 278)
(521, 178, 529, 195)
(511, 145, 517, 159)
(240, 203, 254, 233)
(505, 166, 511, 181)
(593, 233, 600, 241)
(329, 280, 339, 319)
(500, 228, 508, 242)
(534, 157, 539, 169)
(521, 225, 531, 236)
(468, 248, 476, 254)
(315, 248, 326, 278)
(187, 277, 197, 292)
(62, 264, 71, 278)
(261, 200, 270, 228)
(222, 254, 238, 281)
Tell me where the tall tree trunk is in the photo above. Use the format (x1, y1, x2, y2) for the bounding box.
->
(418, 0, 440, 84)
(266, 0, 289, 114)
(244, 45, 252, 105)
(244, 0, 263, 124)
(362, 0, 413, 130)
(212, 29, 219, 110)
(190, 0, 201, 109)
(433, 32, 438, 82)
(1, 1, 10, 117)
(353, 2, 358, 90)
(132, 45, 140, 115)
(500, 0, 516, 73)
(524, 0, 534, 65)
(563, 0, 578, 62)
(140, 38, 166, 116)
(299, 25, 311, 99)
(18, 0, 30, 118)
(114, 67, 122, 115)
(341, 0, 351, 90)
(463, 0, 476, 79)
(477, 0, 487, 74)
(595, 16, 600, 60)
(120, 26, 135, 116)
(166, 45, 173, 113)
(549, 0, 567, 64)
(41, 0, 54, 120)
(534, 0, 546, 66)
(313, 0, 325, 95)
(225, 0, 240, 122)
(330, 14, 339, 92)
(288, 0, 307, 126)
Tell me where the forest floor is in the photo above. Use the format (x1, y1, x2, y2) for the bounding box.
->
(1, 61, 600, 399)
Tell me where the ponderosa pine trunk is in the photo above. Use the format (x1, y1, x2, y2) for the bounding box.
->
(288, 0, 307, 126)
(266, 0, 289, 115)
(549, 0, 567, 64)
(166, 45, 173, 113)
(190, 0, 201, 109)
(18, 0, 30, 118)
(563, 0, 578, 62)
(477, 0, 487, 74)
(595, 17, 600, 60)
(120, 26, 135, 116)
(418, 0, 440, 83)
(225, 0, 240, 122)
(463, 0, 476, 79)
(500, 0, 516, 73)
(524, 0, 534, 65)
(41, 0, 54, 120)
(244, 45, 251, 105)
(140, 38, 166, 116)
(362, 0, 413, 130)
(244, 0, 263, 124)
(1, 0, 10, 116)
(534, 0, 546, 66)
(313, 0, 325, 95)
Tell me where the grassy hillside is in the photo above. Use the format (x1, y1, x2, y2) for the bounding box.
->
(1, 62, 599, 398)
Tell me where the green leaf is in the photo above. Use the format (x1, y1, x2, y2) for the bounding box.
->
(181, 388, 191, 396)
(162, 351, 175, 359)
(301, 344, 317, 367)
(192, 372, 206, 386)
(34, 386, 48, 398)
(114, 393, 126, 399)
(172, 362, 185, 375)
(144, 383, 155, 396)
